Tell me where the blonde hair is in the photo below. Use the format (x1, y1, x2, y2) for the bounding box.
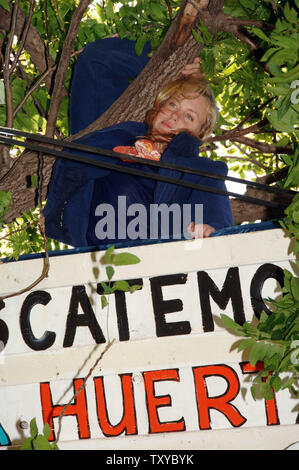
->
(146, 76, 218, 142)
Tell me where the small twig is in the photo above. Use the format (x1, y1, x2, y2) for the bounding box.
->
(13, 47, 84, 117)
(16, 62, 47, 118)
(0, 152, 49, 302)
(44, 0, 51, 69)
(52, 0, 66, 32)
(267, 0, 278, 11)
(231, 142, 269, 171)
(46, 0, 92, 137)
(10, 0, 34, 74)
(165, 0, 174, 20)
(0, 250, 49, 301)
(208, 119, 269, 144)
(0, 220, 38, 242)
(235, 98, 276, 131)
(55, 340, 115, 443)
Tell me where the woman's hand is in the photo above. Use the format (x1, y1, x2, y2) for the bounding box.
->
(182, 57, 203, 79)
(187, 221, 216, 238)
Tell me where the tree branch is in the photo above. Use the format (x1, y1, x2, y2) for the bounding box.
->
(235, 97, 275, 131)
(45, 0, 92, 137)
(0, 4, 56, 91)
(10, 0, 35, 74)
(3, 0, 19, 129)
(232, 136, 293, 155)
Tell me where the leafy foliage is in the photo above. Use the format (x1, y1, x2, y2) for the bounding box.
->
(20, 418, 59, 450)
(0, 206, 68, 260)
(192, 1, 299, 179)
(100, 245, 142, 309)
(220, 190, 299, 400)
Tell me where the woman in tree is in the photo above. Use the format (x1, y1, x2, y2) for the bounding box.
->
(44, 38, 233, 247)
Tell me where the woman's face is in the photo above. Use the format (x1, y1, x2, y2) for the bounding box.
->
(151, 94, 209, 138)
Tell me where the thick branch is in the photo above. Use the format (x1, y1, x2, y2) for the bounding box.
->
(216, 11, 274, 33)
(232, 136, 293, 155)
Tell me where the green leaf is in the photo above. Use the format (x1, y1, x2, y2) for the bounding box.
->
(271, 375, 282, 392)
(270, 31, 299, 49)
(112, 252, 140, 266)
(268, 63, 299, 84)
(32, 434, 53, 450)
(30, 418, 38, 439)
(198, 19, 212, 44)
(281, 375, 295, 390)
(30, 174, 38, 189)
(261, 47, 277, 62)
(0, 0, 10, 12)
(251, 27, 270, 42)
(258, 310, 269, 326)
(192, 28, 204, 44)
(249, 342, 268, 366)
(104, 245, 115, 264)
(135, 35, 147, 56)
(129, 284, 142, 293)
(105, 0, 114, 22)
(277, 91, 292, 120)
(242, 322, 257, 336)
(43, 422, 51, 440)
(148, 2, 166, 21)
(50, 441, 60, 450)
(260, 380, 274, 400)
(237, 338, 256, 352)
(0, 190, 12, 213)
(290, 276, 299, 301)
(267, 108, 297, 132)
(20, 438, 34, 450)
(100, 282, 114, 294)
(239, 0, 255, 10)
(250, 385, 257, 401)
(283, 2, 297, 24)
(220, 314, 246, 336)
(101, 295, 108, 309)
(106, 265, 115, 281)
(113, 280, 131, 291)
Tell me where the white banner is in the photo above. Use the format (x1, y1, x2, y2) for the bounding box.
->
(0, 228, 298, 449)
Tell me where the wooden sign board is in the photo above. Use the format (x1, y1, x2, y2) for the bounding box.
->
(0, 228, 298, 450)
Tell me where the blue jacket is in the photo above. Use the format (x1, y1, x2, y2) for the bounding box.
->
(44, 38, 233, 247)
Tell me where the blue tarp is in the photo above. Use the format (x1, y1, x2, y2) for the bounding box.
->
(0, 220, 281, 264)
